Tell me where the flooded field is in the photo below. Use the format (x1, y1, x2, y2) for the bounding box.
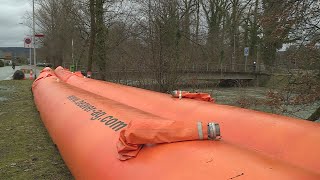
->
(189, 86, 319, 120)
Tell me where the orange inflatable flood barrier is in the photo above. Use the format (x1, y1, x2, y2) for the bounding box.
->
(33, 69, 320, 179)
(53, 66, 320, 176)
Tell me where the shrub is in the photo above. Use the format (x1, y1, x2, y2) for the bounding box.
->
(13, 70, 25, 80)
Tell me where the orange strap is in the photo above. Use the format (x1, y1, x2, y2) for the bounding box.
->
(74, 71, 84, 77)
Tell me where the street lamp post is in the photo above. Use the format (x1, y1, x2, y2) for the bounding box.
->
(72, 38, 75, 70)
(29, 41, 32, 66)
(33, 0, 37, 79)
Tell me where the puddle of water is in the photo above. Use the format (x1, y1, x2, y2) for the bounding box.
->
(0, 85, 13, 102)
(0, 97, 8, 102)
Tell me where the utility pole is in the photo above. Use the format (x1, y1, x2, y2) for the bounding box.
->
(29, 45, 32, 66)
(72, 38, 75, 70)
(72, 39, 74, 64)
(256, 44, 259, 72)
(33, 0, 37, 79)
(233, 34, 236, 71)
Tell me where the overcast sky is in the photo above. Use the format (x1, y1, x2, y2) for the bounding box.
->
(0, 0, 32, 47)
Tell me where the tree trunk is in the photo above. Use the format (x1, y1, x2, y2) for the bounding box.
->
(195, 0, 200, 43)
(249, 0, 259, 62)
(95, 0, 107, 80)
(87, 0, 96, 72)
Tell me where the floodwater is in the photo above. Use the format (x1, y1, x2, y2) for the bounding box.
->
(0, 66, 21, 80)
(189, 86, 319, 120)
(0, 97, 8, 102)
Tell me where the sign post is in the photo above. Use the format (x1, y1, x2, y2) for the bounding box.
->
(24, 37, 32, 48)
(24, 37, 32, 66)
(33, 0, 36, 79)
(244, 47, 249, 72)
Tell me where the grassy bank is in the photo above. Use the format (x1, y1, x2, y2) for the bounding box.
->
(0, 80, 72, 179)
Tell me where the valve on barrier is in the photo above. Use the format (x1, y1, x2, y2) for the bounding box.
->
(87, 71, 92, 78)
(208, 122, 221, 140)
(171, 90, 215, 102)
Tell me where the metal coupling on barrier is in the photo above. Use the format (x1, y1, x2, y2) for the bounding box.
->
(171, 90, 187, 100)
(208, 122, 221, 140)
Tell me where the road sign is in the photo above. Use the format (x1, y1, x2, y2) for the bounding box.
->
(244, 47, 249, 56)
(35, 34, 45, 37)
(24, 37, 32, 48)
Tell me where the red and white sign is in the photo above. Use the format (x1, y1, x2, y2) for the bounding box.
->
(35, 34, 45, 38)
(24, 37, 32, 48)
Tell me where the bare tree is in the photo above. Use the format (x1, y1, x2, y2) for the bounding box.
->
(36, 0, 89, 68)
(33, 0, 320, 120)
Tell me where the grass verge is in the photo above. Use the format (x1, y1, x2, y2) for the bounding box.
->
(0, 80, 73, 180)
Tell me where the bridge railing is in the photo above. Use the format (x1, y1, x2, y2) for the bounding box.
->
(91, 63, 269, 75)
(176, 63, 267, 73)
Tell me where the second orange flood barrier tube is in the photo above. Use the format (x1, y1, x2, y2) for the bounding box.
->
(54, 66, 320, 175)
(33, 69, 320, 179)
